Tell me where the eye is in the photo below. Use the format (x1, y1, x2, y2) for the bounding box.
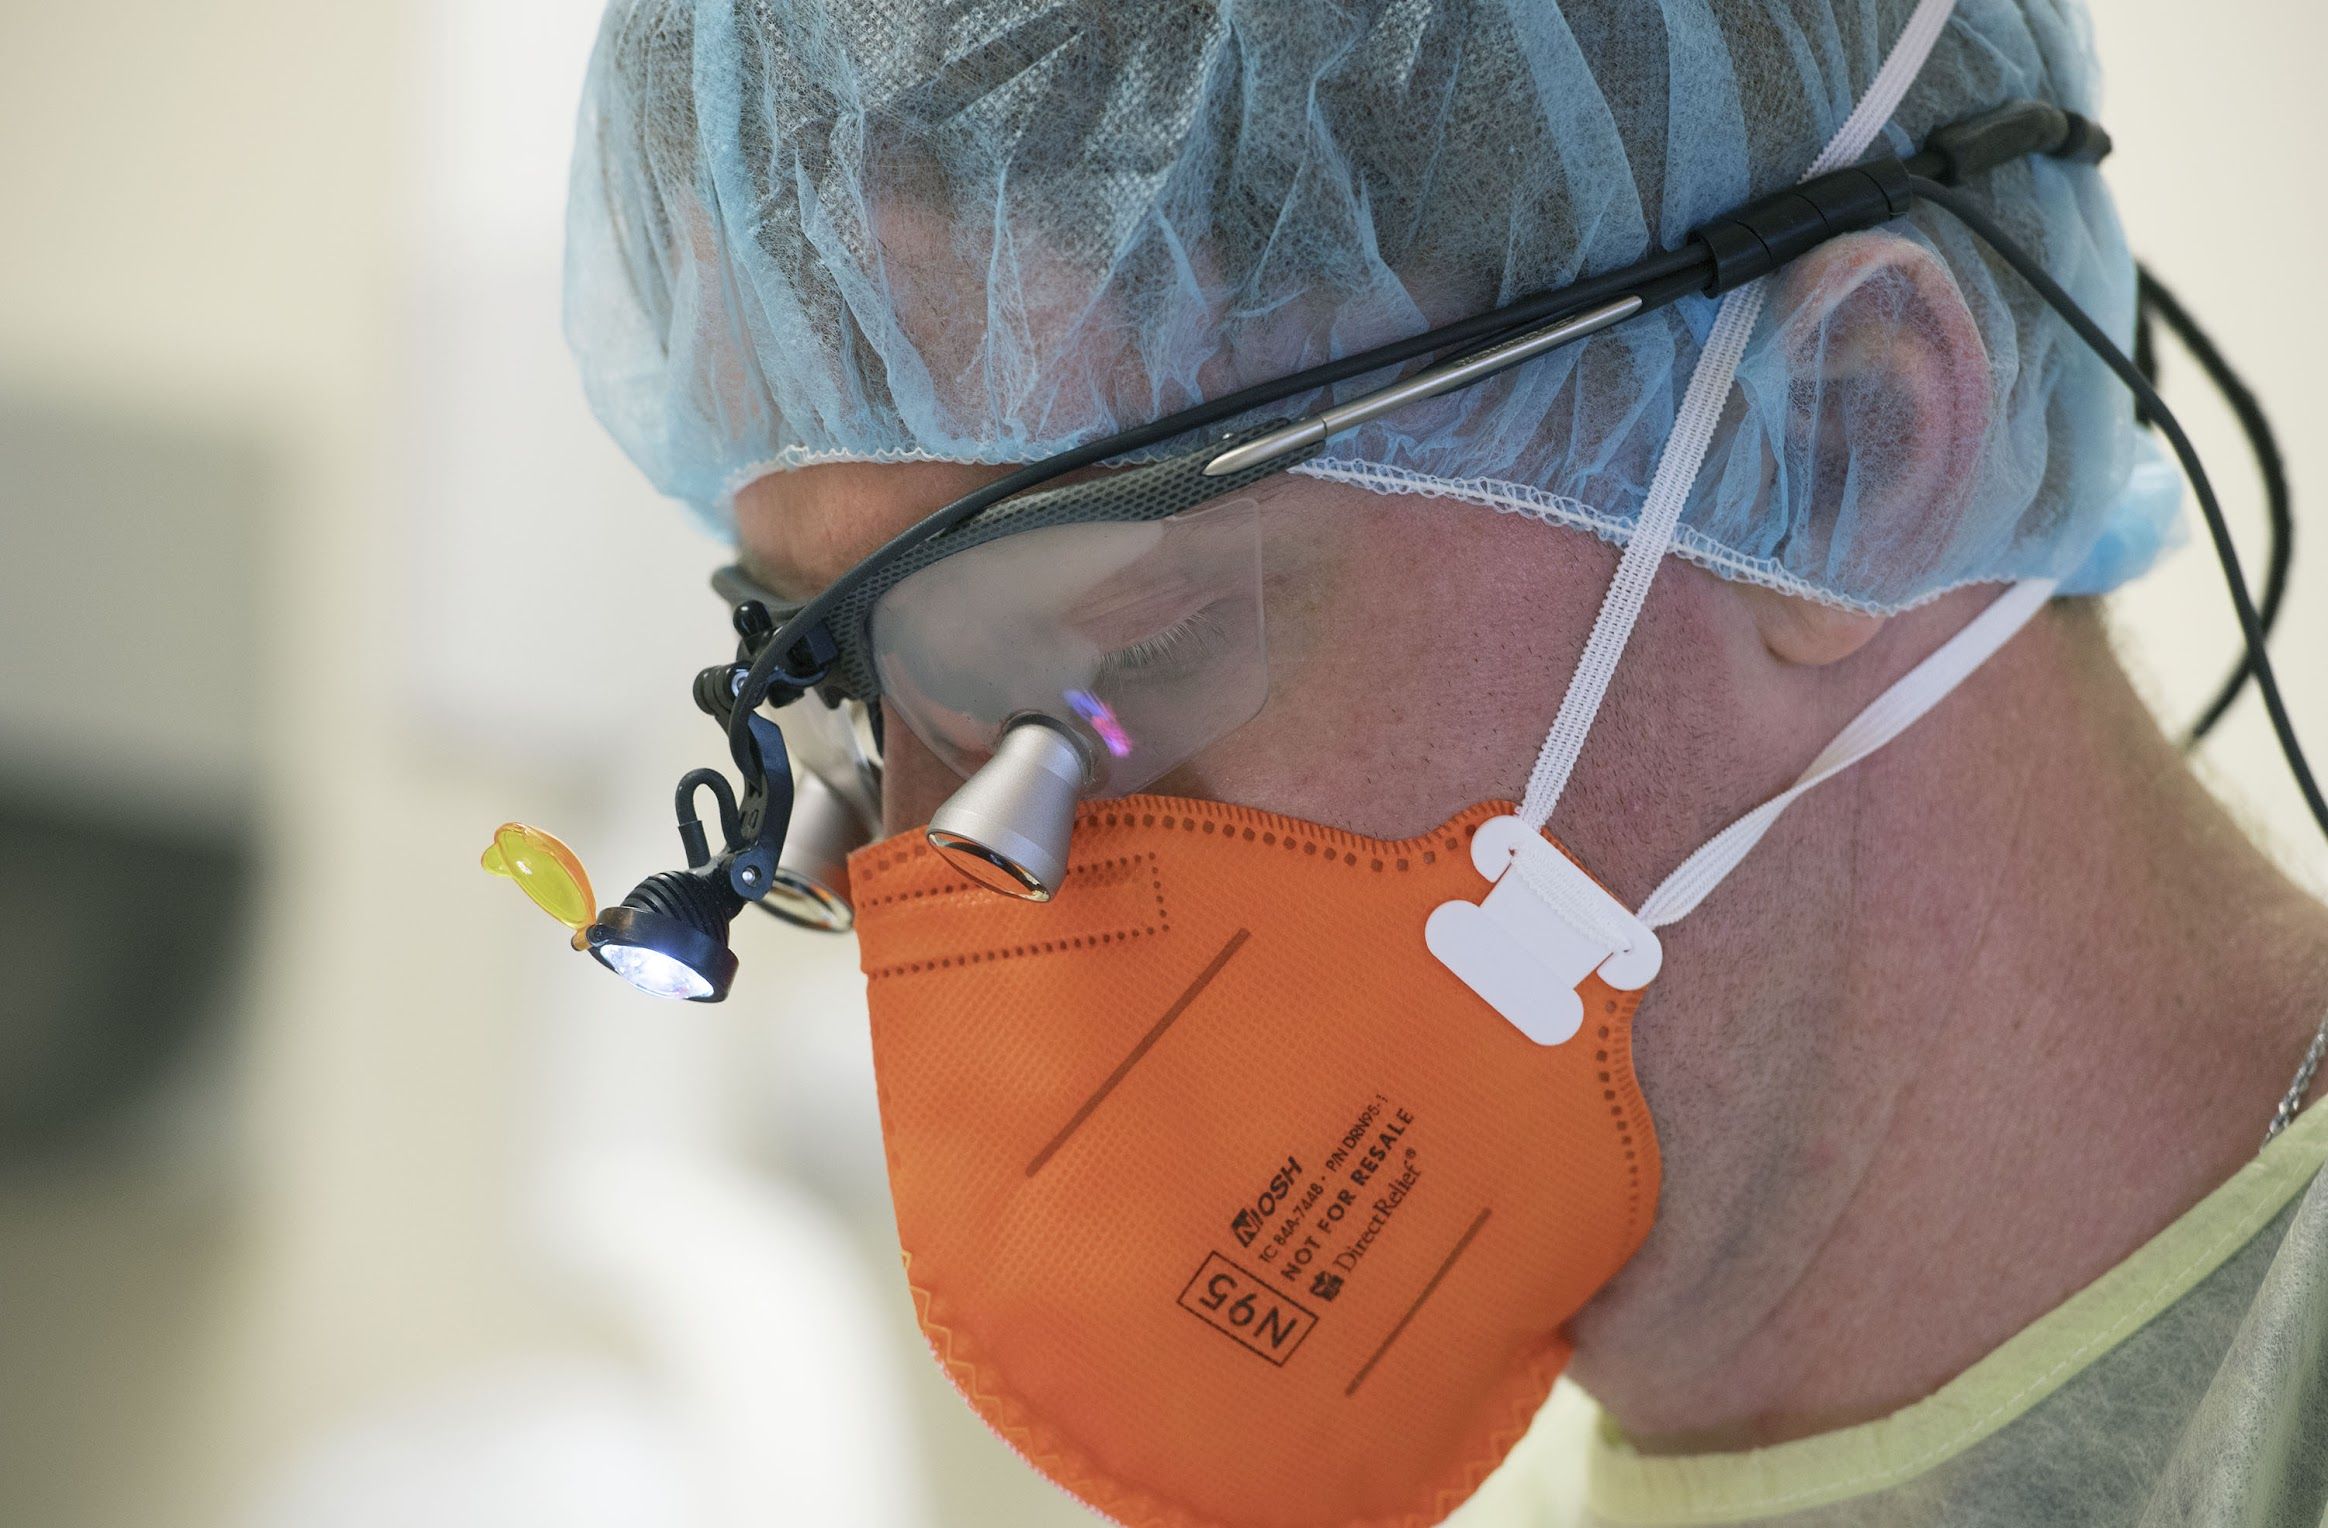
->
(1092, 602, 1235, 685)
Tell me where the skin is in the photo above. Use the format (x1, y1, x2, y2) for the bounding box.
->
(734, 230, 2328, 1451)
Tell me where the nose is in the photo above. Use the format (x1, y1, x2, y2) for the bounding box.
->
(878, 707, 969, 836)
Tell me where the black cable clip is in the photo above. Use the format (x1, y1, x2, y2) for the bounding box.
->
(1691, 157, 1915, 296)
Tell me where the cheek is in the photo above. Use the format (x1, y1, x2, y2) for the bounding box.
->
(1155, 504, 1607, 840)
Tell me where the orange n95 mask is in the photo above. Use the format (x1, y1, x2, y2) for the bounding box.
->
(850, 796, 1660, 1528)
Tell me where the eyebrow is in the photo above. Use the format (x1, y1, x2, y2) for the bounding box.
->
(733, 545, 804, 604)
(732, 477, 879, 606)
(735, 479, 907, 605)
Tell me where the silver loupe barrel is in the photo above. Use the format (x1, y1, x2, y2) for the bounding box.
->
(925, 717, 1090, 900)
(763, 769, 870, 931)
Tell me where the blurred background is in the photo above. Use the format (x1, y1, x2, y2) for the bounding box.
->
(0, 2, 2320, 1525)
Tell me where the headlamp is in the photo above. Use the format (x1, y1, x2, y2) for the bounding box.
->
(582, 870, 742, 1002)
(488, 98, 2327, 1002)
(482, 641, 806, 1000)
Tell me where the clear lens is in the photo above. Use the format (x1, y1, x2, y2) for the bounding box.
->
(599, 942, 714, 1000)
(870, 498, 1266, 795)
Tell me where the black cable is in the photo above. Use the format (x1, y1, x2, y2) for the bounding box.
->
(2131, 279, 2160, 427)
(2135, 267, 2294, 743)
(1912, 176, 2328, 842)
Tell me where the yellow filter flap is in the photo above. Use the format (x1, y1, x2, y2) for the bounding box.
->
(481, 821, 597, 931)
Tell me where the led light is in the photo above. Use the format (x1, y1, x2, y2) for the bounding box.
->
(596, 941, 716, 1001)
(582, 870, 744, 1002)
(1064, 688, 1135, 759)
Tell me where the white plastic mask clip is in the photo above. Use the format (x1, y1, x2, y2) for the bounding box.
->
(1424, 816, 1662, 1046)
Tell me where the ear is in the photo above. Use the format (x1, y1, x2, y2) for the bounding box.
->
(1734, 230, 1992, 666)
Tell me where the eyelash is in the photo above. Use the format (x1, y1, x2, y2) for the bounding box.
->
(1094, 604, 1233, 683)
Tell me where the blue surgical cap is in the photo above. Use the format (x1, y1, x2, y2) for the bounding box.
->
(565, 0, 2177, 612)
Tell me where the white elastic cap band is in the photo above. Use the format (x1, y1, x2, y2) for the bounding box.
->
(1516, 0, 1960, 832)
(1636, 577, 2055, 928)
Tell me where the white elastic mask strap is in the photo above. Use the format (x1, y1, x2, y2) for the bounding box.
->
(1516, 0, 1959, 832)
(1636, 577, 2055, 928)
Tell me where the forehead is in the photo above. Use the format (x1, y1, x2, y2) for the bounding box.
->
(732, 459, 1018, 602)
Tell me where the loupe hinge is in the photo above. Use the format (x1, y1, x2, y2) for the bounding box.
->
(723, 618, 840, 714)
(725, 843, 776, 900)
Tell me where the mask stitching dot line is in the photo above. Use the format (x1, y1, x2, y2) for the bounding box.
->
(860, 852, 1169, 977)
(855, 850, 1158, 909)
(1096, 796, 1511, 862)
